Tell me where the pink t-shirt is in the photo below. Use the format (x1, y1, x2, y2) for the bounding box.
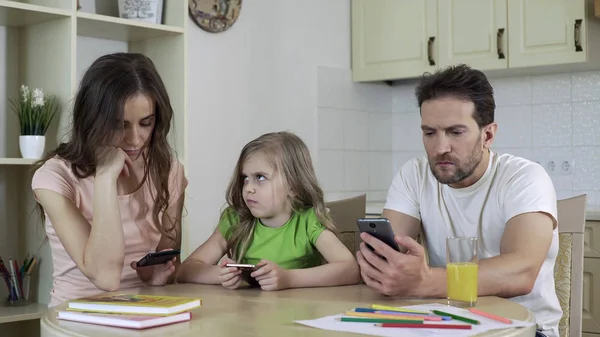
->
(31, 157, 188, 307)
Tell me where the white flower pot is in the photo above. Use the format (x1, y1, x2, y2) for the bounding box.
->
(19, 135, 45, 159)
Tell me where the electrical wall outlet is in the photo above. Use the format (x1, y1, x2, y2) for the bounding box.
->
(535, 158, 574, 176)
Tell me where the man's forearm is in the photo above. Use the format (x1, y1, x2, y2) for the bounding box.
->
(417, 254, 538, 299)
(477, 253, 537, 298)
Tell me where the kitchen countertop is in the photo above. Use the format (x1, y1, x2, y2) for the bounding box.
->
(366, 202, 385, 215)
(367, 202, 600, 220)
(587, 211, 600, 221)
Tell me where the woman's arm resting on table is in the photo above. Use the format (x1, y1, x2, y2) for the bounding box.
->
(286, 230, 361, 288)
(176, 228, 228, 284)
(34, 174, 125, 291)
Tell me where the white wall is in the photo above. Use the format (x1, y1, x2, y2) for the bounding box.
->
(185, 0, 353, 251)
(316, 66, 394, 203)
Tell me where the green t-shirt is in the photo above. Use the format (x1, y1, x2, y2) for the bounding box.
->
(217, 207, 327, 269)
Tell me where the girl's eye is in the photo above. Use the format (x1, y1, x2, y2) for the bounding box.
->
(257, 175, 266, 181)
(242, 176, 249, 183)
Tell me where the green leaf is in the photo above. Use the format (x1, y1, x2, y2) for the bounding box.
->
(10, 89, 60, 136)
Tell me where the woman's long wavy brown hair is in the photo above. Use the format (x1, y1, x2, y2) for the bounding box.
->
(32, 52, 178, 241)
(224, 131, 337, 262)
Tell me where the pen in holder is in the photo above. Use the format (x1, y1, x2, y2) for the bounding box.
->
(0, 256, 37, 306)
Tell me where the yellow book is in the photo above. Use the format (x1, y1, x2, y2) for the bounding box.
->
(67, 293, 202, 316)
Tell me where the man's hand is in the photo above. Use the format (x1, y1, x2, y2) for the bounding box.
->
(356, 232, 432, 297)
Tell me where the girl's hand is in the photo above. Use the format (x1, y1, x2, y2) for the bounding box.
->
(219, 258, 242, 290)
(130, 249, 177, 286)
(251, 260, 289, 291)
(96, 146, 133, 180)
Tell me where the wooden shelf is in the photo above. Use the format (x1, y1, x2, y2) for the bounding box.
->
(0, 158, 37, 165)
(0, 0, 71, 27)
(76, 12, 184, 42)
(0, 0, 186, 308)
(0, 302, 47, 323)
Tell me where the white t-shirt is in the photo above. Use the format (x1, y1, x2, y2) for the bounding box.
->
(384, 151, 561, 337)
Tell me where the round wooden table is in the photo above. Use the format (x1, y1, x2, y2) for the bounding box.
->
(40, 284, 536, 336)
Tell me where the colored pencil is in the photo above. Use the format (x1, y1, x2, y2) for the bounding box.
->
(345, 311, 426, 321)
(13, 259, 23, 297)
(337, 317, 424, 324)
(371, 304, 429, 314)
(376, 322, 473, 329)
(0, 260, 11, 292)
(353, 308, 444, 320)
(8, 258, 21, 300)
(431, 310, 480, 325)
(355, 308, 430, 316)
(26, 258, 37, 275)
(469, 308, 512, 324)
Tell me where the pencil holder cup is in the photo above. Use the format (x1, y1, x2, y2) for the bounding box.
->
(1, 272, 31, 306)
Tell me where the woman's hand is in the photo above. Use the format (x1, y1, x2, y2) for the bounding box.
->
(96, 146, 133, 180)
(251, 260, 289, 291)
(130, 249, 177, 286)
(218, 258, 242, 290)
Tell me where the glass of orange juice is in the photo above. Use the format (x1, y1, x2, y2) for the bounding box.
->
(446, 236, 478, 307)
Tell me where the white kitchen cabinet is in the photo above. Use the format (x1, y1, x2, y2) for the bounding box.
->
(438, 0, 508, 71)
(351, 0, 437, 82)
(352, 0, 600, 82)
(508, 0, 586, 68)
(584, 220, 600, 335)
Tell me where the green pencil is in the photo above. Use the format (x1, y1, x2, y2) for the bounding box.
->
(431, 310, 480, 325)
(336, 317, 424, 324)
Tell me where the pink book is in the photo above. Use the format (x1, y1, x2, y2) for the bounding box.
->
(57, 311, 191, 329)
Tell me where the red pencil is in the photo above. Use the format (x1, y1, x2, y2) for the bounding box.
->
(377, 322, 472, 329)
(468, 308, 512, 324)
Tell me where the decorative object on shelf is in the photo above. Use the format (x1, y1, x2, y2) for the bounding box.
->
(118, 0, 164, 24)
(189, 0, 242, 33)
(9, 85, 59, 160)
(0, 254, 38, 306)
(77, 0, 81, 10)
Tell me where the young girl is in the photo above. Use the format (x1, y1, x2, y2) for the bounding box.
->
(31, 52, 187, 307)
(177, 131, 360, 290)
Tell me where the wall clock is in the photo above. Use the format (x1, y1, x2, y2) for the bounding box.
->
(189, 0, 242, 33)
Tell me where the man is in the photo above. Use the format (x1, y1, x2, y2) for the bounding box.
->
(356, 64, 561, 337)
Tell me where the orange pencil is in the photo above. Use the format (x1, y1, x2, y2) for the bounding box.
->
(468, 308, 512, 324)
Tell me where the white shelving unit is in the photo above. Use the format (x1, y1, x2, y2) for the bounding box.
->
(0, 0, 187, 324)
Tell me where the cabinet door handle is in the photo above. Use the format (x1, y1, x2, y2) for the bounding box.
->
(428, 36, 435, 66)
(575, 19, 583, 52)
(497, 28, 505, 59)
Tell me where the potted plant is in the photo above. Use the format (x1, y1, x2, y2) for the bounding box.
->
(9, 85, 59, 159)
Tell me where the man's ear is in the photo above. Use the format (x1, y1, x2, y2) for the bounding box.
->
(482, 122, 497, 149)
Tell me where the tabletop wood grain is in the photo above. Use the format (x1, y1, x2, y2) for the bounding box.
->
(40, 284, 536, 337)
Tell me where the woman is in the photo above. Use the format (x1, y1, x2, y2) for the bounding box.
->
(31, 52, 187, 307)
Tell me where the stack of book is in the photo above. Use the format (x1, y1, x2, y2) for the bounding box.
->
(57, 293, 202, 330)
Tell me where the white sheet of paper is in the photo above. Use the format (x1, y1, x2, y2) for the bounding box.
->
(295, 303, 536, 337)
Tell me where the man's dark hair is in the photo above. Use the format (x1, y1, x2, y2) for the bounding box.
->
(415, 64, 495, 128)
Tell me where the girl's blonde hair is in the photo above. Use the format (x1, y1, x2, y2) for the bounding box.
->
(223, 131, 336, 262)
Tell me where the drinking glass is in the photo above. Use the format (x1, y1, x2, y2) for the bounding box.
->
(446, 237, 478, 307)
